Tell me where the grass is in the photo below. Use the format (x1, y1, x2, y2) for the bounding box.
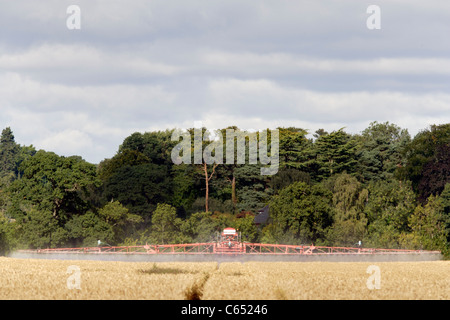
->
(0, 257, 448, 300)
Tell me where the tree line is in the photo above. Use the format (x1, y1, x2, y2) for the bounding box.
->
(0, 122, 449, 256)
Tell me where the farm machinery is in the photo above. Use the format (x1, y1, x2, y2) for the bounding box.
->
(14, 227, 442, 262)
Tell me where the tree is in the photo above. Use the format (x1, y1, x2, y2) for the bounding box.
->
(234, 164, 272, 212)
(0, 213, 15, 255)
(232, 214, 258, 243)
(313, 129, 358, 181)
(440, 183, 450, 244)
(355, 121, 410, 183)
(102, 163, 172, 221)
(120, 130, 176, 166)
(150, 203, 182, 244)
(180, 126, 221, 213)
(6, 151, 99, 248)
(400, 195, 448, 252)
(98, 200, 142, 244)
(97, 149, 149, 181)
(213, 127, 274, 213)
(323, 173, 368, 246)
(417, 143, 450, 203)
(278, 127, 309, 170)
(397, 123, 450, 194)
(0, 127, 19, 176)
(171, 163, 201, 216)
(19, 206, 68, 248)
(8, 151, 99, 221)
(180, 211, 218, 243)
(266, 181, 333, 244)
(202, 162, 218, 213)
(212, 126, 241, 212)
(64, 211, 114, 247)
(269, 167, 311, 194)
(363, 179, 416, 248)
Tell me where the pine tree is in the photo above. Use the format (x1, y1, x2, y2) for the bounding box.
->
(313, 129, 357, 180)
(0, 127, 19, 177)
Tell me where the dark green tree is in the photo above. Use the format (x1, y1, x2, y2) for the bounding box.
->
(19, 206, 68, 248)
(355, 121, 410, 183)
(278, 127, 309, 170)
(400, 195, 448, 253)
(312, 129, 358, 181)
(0, 127, 19, 176)
(180, 211, 219, 243)
(150, 203, 183, 244)
(397, 123, 450, 194)
(323, 173, 368, 246)
(265, 181, 333, 244)
(97, 200, 142, 244)
(119, 130, 176, 166)
(64, 211, 114, 247)
(234, 164, 272, 213)
(417, 143, 450, 203)
(269, 167, 311, 194)
(97, 149, 149, 181)
(363, 179, 416, 248)
(102, 163, 172, 221)
(8, 151, 98, 221)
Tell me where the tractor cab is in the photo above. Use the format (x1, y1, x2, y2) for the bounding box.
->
(215, 227, 244, 253)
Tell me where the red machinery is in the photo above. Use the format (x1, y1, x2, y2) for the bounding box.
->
(17, 227, 442, 258)
(215, 227, 244, 253)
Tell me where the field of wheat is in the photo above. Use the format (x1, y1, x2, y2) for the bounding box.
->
(0, 257, 448, 299)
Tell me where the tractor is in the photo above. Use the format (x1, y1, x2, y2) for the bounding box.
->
(215, 227, 244, 253)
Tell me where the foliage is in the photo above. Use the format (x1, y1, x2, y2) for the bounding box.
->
(64, 211, 114, 247)
(400, 195, 448, 254)
(323, 173, 368, 246)
(97, 200, 142, 244)
(355, 121, 410, 182)
(267, 181, 333, 244)
(0, 124, 449, 255)
(397, 123, 450, 194)
(181, 211, 218, 243)
(312, 129, 358, 180)
(102, 163, 172, 221)
(363, 179, 416, 248)
(417, 143, 450, 203)
(8, 151, 99, 221)
(150, 203, 183, 244)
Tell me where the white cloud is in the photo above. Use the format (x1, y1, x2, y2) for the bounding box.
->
(206, 78, 450, 134)
(0, 43, 181, 86)
(39, 129, 94, 156)
(1, 0, 449, 163)
(202, 51, 450, 76)
(0, 72, 180, 162)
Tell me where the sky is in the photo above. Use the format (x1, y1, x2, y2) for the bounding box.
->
(1, 0, 449, 164)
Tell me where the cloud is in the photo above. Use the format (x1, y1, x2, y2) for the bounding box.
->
(0, 72, 180, 162)
(202, 51, 450, 76)
(0, 0, 449, 163)
(39, 129, 94, 156)
(205, 78, 450, 133)
(0, 43, 181, 86)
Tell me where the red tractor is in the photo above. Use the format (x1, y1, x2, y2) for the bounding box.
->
(215, 227, 244, 253)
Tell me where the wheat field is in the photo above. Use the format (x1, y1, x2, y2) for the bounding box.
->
(0, 257, 448, 300)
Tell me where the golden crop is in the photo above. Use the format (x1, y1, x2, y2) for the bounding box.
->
(0, 257, 448, 300)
